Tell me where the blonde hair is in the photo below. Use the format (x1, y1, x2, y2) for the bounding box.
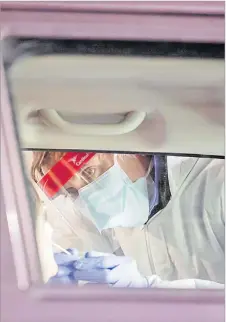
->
(31, 151, 66, 183)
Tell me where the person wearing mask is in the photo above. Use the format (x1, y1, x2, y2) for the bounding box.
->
(31, 151, 224, 286)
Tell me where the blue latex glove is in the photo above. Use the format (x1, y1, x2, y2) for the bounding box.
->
(48, 249, 148, 288)
(47, 249, 225, 289)
(47, 248, 80, 284)
(73, 251, 148, 288)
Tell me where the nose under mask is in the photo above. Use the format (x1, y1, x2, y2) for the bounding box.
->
(78, 157, 153, 232)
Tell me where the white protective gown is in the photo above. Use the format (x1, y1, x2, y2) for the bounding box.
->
(113, 157, 225, 284)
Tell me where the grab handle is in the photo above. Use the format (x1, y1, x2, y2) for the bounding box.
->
(39, 109, 146, 136)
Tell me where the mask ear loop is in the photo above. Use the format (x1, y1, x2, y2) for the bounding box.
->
(113, 153, 128, 172)
(113, 154, 119, 165)
(114, 153, 153, 179)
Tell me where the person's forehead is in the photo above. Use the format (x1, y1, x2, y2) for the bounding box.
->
(84, 153, 113, 166)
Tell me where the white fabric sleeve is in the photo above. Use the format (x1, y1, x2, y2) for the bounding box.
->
(146, 275, 224, 289)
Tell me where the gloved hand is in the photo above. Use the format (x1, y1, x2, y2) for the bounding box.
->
(47, 248, 80, 284)
(47, 249, 148, 288)
(47, 249, 225, 289)
(73, 251, 148, 288)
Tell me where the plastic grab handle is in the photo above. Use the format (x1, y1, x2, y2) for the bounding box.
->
(39, 109, 146, 136)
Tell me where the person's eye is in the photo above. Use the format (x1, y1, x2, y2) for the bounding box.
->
(83, 167, 96, 178)
(79, 167, 96, 183)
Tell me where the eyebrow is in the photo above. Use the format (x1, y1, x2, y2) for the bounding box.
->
(81, 157, 101, 169)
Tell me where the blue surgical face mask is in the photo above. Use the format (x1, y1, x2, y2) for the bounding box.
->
(78, 156, 152, 232)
